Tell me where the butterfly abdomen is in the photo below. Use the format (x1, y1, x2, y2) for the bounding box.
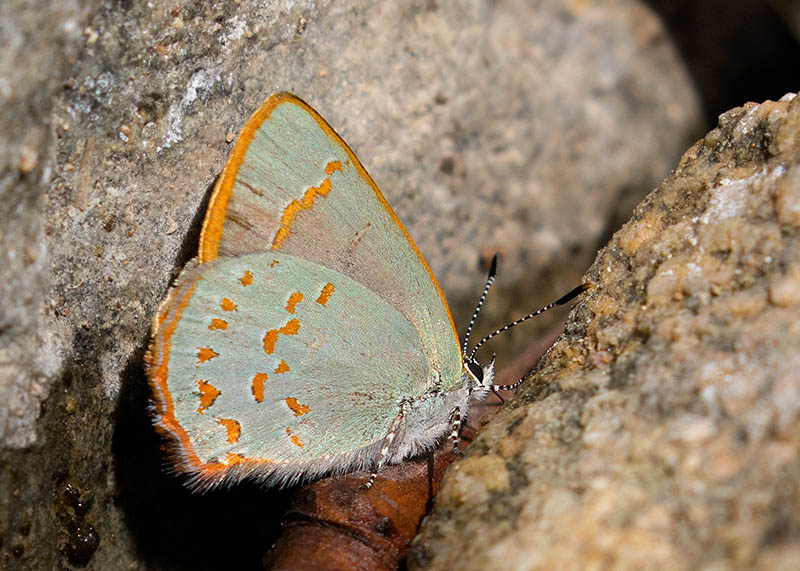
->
(391, 387, 472, 462)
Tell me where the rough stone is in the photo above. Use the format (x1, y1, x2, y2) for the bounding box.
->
(411, 93, 800, 570)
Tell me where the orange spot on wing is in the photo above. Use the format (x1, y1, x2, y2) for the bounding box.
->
(325, 160, 342, 175)
(239, 270, 253, 286)
(316, 283, 335, 306)
(220, 298, 237, 311)
(274, 360, 290, 374)
(224, 452, 246, 465)
(273, 179, 333, 249)
(281, 318, 301, 335)
(209, 318, 228, 331)
(263, 318, 301, 354)
(251, 373, 268, 403)
(286, 427, 304, 448)
(197, 380, 220, 413)
(262, 330, 278, 355)
(285, 292, 304, 314)
(285, 397, 311, 416)
(197, 347, 219, 363)
(217, 418, 241, 443)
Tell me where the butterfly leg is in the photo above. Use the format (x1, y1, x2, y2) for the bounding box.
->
(491, 388, 506, 404)
(448, 406, 464, 454)
(363, 398, 410, 489)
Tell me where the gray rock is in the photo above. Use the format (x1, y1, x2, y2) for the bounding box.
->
(0, 0, 699, 568)
(411, 93, 800, 570)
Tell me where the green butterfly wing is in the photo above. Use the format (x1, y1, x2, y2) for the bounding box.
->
(150, 252, 432, 487)
(148, 94, 467, 488)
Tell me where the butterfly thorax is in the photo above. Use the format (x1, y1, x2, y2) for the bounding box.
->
(390, 361, 494, 462)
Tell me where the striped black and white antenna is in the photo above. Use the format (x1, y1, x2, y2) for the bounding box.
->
(461, 253, 593, 390)
(467, 281, 592, 365)
(461, 254, 498, 360)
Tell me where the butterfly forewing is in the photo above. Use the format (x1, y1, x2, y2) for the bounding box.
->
(199, 94, 462, 388)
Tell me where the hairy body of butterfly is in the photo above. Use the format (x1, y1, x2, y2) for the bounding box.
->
(146, 93, 499, 491)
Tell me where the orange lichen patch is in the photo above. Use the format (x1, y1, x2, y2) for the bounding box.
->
(325, 160, 342, 175)
(262, 318, 301, 354)
(286, 427, 304, 448)
(220, 297, 237, 311)
(316, 282, 335, 306)
(251, 372, 268, 403)
(285, 397, 311, 416)
(274, 360, 290, 374)
(269, 259, 280, 267)
(208, 318, 228, 331)
(239, 270, 253, 286)
(197, 380, 221, 413)
(217, 418, 241, 443)
(285, 291, 304, 314)
(272, 179, 333, 249)
(197, 347, 219, 363)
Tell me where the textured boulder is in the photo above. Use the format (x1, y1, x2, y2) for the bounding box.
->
(411, 93, 800, 570)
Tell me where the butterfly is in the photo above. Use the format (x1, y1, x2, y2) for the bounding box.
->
(146, 93, 588, 490)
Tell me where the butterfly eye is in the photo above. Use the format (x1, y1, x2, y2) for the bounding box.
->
(465, 360, 484, 383)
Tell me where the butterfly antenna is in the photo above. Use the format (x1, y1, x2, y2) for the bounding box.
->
(467, 282, 593, 362)
(462, 254, 499, 358)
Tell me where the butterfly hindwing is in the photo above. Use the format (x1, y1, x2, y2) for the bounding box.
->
(149, 252, 433, 487)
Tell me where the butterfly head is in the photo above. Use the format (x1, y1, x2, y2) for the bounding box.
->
(463, 354, 495, 391)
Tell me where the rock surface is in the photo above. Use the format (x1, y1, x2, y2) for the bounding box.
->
(0, 0, 700, 568)
(411, 93, 800, 570)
